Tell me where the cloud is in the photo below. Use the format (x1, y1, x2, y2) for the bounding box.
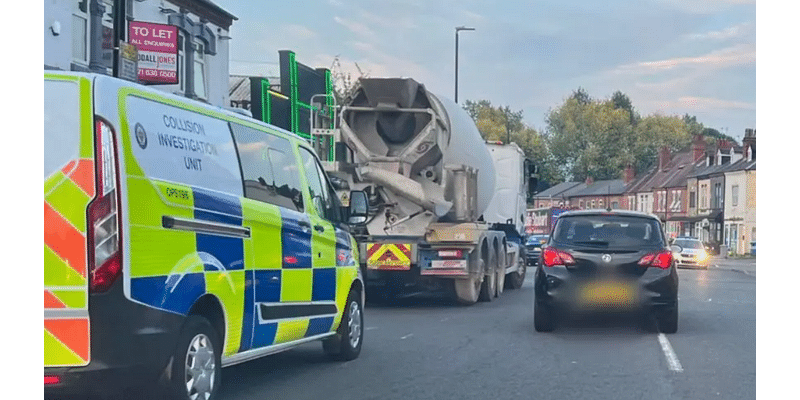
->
(652, 96, 755, 112)
(655, 0, 756, 14)
(685, 21, 754, 41)
(283, 24, 317, 40)
(611, 43, 755, 75)
(333, 16, 376, 37)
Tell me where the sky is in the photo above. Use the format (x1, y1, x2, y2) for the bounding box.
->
(215, 0, 755, 141)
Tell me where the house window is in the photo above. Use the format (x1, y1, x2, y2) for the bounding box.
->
(193, 40, 207, 100)
(689, 190, 696, 208)
(732, 185, 739, 206)
(72, 0, 89, 64)
(579, 200, 584, 209)
(612, 201, 619, 209)
(669, 190, 680, 212)
(599, 199, 604, 209)
(591, 200, 595, 209)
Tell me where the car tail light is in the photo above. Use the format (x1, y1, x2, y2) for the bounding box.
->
(438, 249, 463, 258)
(87, 118, 122, 293)
(542, 247, 576, 267)
(638, 250, 672, 269)
(44, 376, 60, 385)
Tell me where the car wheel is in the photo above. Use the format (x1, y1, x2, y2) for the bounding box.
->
(170, 315, 222, 400)
(657, 303, 678, 334)
(323, 288, 363, 361)
(534, 300, 556, 332)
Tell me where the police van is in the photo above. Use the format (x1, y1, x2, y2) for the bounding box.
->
(44, 71, 369, 399)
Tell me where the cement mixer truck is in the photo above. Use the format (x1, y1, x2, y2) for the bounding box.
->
(312, 78, 537, 305)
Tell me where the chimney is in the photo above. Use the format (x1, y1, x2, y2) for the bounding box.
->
(658, 146, 671, 171)
(691, 135, 706, 162)
(585, 176, 594, 185)
(623, 164, 635, 184)
(742, 128, 756, 161)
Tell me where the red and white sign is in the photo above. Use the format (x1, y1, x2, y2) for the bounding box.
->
(129, 21, 178, 84)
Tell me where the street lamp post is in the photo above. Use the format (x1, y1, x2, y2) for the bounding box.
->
(454, 26, 475, 103)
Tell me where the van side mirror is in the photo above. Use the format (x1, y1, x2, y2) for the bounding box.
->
(347, 190, 368, 225)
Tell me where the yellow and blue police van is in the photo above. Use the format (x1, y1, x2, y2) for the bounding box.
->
(44, 71, 368, 399)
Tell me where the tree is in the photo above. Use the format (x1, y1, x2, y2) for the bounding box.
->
(545, 95, 637, 182)
(611, 91, 638, 125)
(571, 87, 592, 105)
(330, 56, 368, 105)
(462, 99, 563, 186)
(633, 114, 692, 173)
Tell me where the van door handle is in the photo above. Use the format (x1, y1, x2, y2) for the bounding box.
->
(298, 221, 311, 229)
(314, 225, 325, 233)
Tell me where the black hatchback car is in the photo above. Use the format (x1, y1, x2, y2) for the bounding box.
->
(534, 210, 678, 333)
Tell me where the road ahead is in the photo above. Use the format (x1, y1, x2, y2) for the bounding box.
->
(219, 265, 755, 400)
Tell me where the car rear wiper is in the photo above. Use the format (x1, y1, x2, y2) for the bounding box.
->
(572, 240, 610, 247)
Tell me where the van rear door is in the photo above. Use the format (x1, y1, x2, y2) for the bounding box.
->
(44, 73, 94, 367)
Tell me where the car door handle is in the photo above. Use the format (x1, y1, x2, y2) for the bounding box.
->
(314, 225, 325, 233)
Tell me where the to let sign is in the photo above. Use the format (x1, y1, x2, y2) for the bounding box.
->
(129, 21, 178, 84)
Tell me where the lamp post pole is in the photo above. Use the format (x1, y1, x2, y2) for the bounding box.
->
(454, 26, 475, 103)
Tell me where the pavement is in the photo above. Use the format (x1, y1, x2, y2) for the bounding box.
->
(709, 255, 757, 276)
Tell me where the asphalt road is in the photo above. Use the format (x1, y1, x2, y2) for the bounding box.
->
(218, 265, 755, 400)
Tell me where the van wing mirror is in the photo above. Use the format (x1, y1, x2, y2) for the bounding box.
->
(347, 190, 368, 225)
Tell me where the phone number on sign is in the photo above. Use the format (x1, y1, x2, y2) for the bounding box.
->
(140, 69, 177, 79)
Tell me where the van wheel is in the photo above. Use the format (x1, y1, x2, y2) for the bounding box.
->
(171, 316, 221, 400)
(323, 288, 363, 361)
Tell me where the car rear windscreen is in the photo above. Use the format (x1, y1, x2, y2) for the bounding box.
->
(552, 215, 664, 248)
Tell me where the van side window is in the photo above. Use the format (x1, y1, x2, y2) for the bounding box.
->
(299, 147, 340, 222)
(230, 123, 304, 212)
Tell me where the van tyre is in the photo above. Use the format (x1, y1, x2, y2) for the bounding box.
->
(534, 300, 556, 332)
(323, 288, 363, 361)
(657, 303, 678, 334)
(170, 315, 222, 400)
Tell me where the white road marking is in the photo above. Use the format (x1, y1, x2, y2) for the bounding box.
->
(400, 333, 413, 339)
(365, 327, 378, 331)
(658, 333, 684, 372)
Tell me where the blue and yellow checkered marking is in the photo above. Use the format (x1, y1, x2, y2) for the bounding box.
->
(279, 208, 312, 269)
(126, 180, 358, 354)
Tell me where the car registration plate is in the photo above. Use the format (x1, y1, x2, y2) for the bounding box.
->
(579, 282, 636, 307)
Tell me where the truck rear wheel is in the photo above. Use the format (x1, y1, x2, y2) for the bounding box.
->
(453, 275, 481, 305)
(495, 247, 505, 298)
(479, 251, 495, 302)
(454, 254, 483, 305)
